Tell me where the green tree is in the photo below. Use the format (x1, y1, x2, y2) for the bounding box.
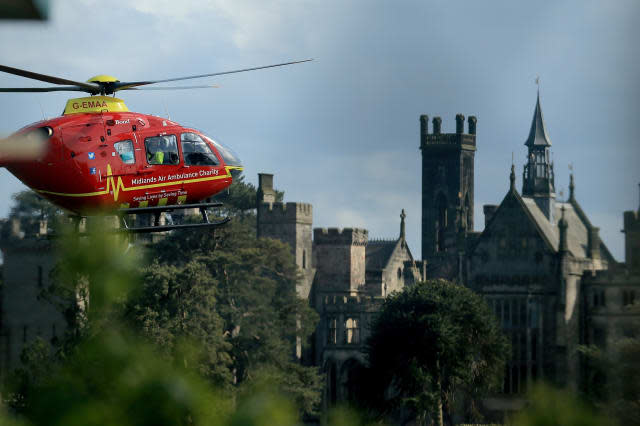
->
(128, 260, 234, 389)
(128, 175, 322, 416)
(135, 220, 322, 416)
(9, 190, 61, 221)
(360, 279, 510, 426)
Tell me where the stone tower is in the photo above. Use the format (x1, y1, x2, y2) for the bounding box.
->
(313, 228, 368, 297)
(420, 114, 476, 278)
(256, 173, 314, 299)
(624, 185, 640, 273)
(522, 92, 556, 221)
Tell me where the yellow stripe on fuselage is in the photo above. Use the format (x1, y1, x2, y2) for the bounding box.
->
(36, 164, 242, 201)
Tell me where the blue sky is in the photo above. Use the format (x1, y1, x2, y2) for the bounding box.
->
(1, 0, 638, 261)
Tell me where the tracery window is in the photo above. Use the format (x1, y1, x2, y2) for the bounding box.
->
(344, 318, 360, 344)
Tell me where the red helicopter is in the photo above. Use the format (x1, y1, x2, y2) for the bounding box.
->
(0, 60, 310, 232)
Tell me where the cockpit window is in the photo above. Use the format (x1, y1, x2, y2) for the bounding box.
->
(202, 134, 242, 167)
(181, 132, 219, 166)
(145, 135, 179, 165)
(114, 140, 135, 164)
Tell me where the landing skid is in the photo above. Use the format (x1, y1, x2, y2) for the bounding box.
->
(118, 202, 230, 233)
(68, 202, 230, 235)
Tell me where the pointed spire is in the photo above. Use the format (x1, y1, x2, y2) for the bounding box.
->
(510, 164, 516, 191)
(524, 91, 552, 147)
(569, 173, 575, 201)
(400, 209, 406, 241)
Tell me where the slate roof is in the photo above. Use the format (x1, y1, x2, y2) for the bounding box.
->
(521, 198, 586, 256)
(520, 197, 614, 261)
(524, 92, 552, 147)
(366, 239, 399, 271)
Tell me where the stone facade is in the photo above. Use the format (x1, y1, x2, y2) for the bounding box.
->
(581, 203, 640, 380)
(257, 173, 314, 299)
(420, 96, 638, 417)
(0, 219, 63, 376)
(255, 176, 424, 407)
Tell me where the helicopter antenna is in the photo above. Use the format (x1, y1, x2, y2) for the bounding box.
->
(162, 99, 171, 120)
(38, 100, 46, 120)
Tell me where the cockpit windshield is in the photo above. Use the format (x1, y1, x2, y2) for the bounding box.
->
(202, 134, 242, 167)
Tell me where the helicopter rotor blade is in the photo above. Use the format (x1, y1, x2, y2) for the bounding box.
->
(0, 86, 89, 92)
(0, 64, 100, 92)
(112, 59, 313, 91)
(0, 131, 47, 163)
(121, 84, 219, 91)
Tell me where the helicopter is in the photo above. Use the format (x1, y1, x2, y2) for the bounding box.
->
(0, 60, 311, 232)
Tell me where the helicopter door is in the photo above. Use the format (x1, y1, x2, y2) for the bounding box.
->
(136, 131, 184, 206)
(60, 118, 105, 161)
(58, 118, 106, 190)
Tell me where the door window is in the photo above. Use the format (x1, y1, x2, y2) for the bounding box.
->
(144, 135, 179, 165)
(114, 140, 135, 164)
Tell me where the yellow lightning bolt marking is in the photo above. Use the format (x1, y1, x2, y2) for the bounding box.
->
(36, 164, 243, 202)
(105, 164, 126, 201)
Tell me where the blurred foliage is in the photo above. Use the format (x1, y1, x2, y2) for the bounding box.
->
(357, 279, 510, 426)
(579, 335, 640, 425)
(509, 383, 614, 426)
(0, 176, 320, 424)
(324, 404, 384, 426)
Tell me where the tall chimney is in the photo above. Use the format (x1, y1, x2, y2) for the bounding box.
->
(257, 173, 275, 205)
(483, 205, 498, 228)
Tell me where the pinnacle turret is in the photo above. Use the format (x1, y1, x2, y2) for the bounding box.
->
(524, 91, 552, 148)
(522, 91, 555, 221)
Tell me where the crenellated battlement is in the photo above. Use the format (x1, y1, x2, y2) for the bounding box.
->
(314, 227, 368, 246)
(258, 201, 313, 224)
(321, 294, 383, 309)
(420, 114, 477, 150)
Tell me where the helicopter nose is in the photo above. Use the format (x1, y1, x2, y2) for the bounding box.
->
(202, 134, 243, 178)
(229, 166, 242, 180)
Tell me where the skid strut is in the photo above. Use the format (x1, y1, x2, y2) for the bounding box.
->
(116, 202, 230, 233)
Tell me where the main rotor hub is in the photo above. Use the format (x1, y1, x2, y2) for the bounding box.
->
(87, 75, 119, 83)
(86, 75, 120, 96)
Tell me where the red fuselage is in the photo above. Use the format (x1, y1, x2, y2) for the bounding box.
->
(4, 112, 241, 214)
